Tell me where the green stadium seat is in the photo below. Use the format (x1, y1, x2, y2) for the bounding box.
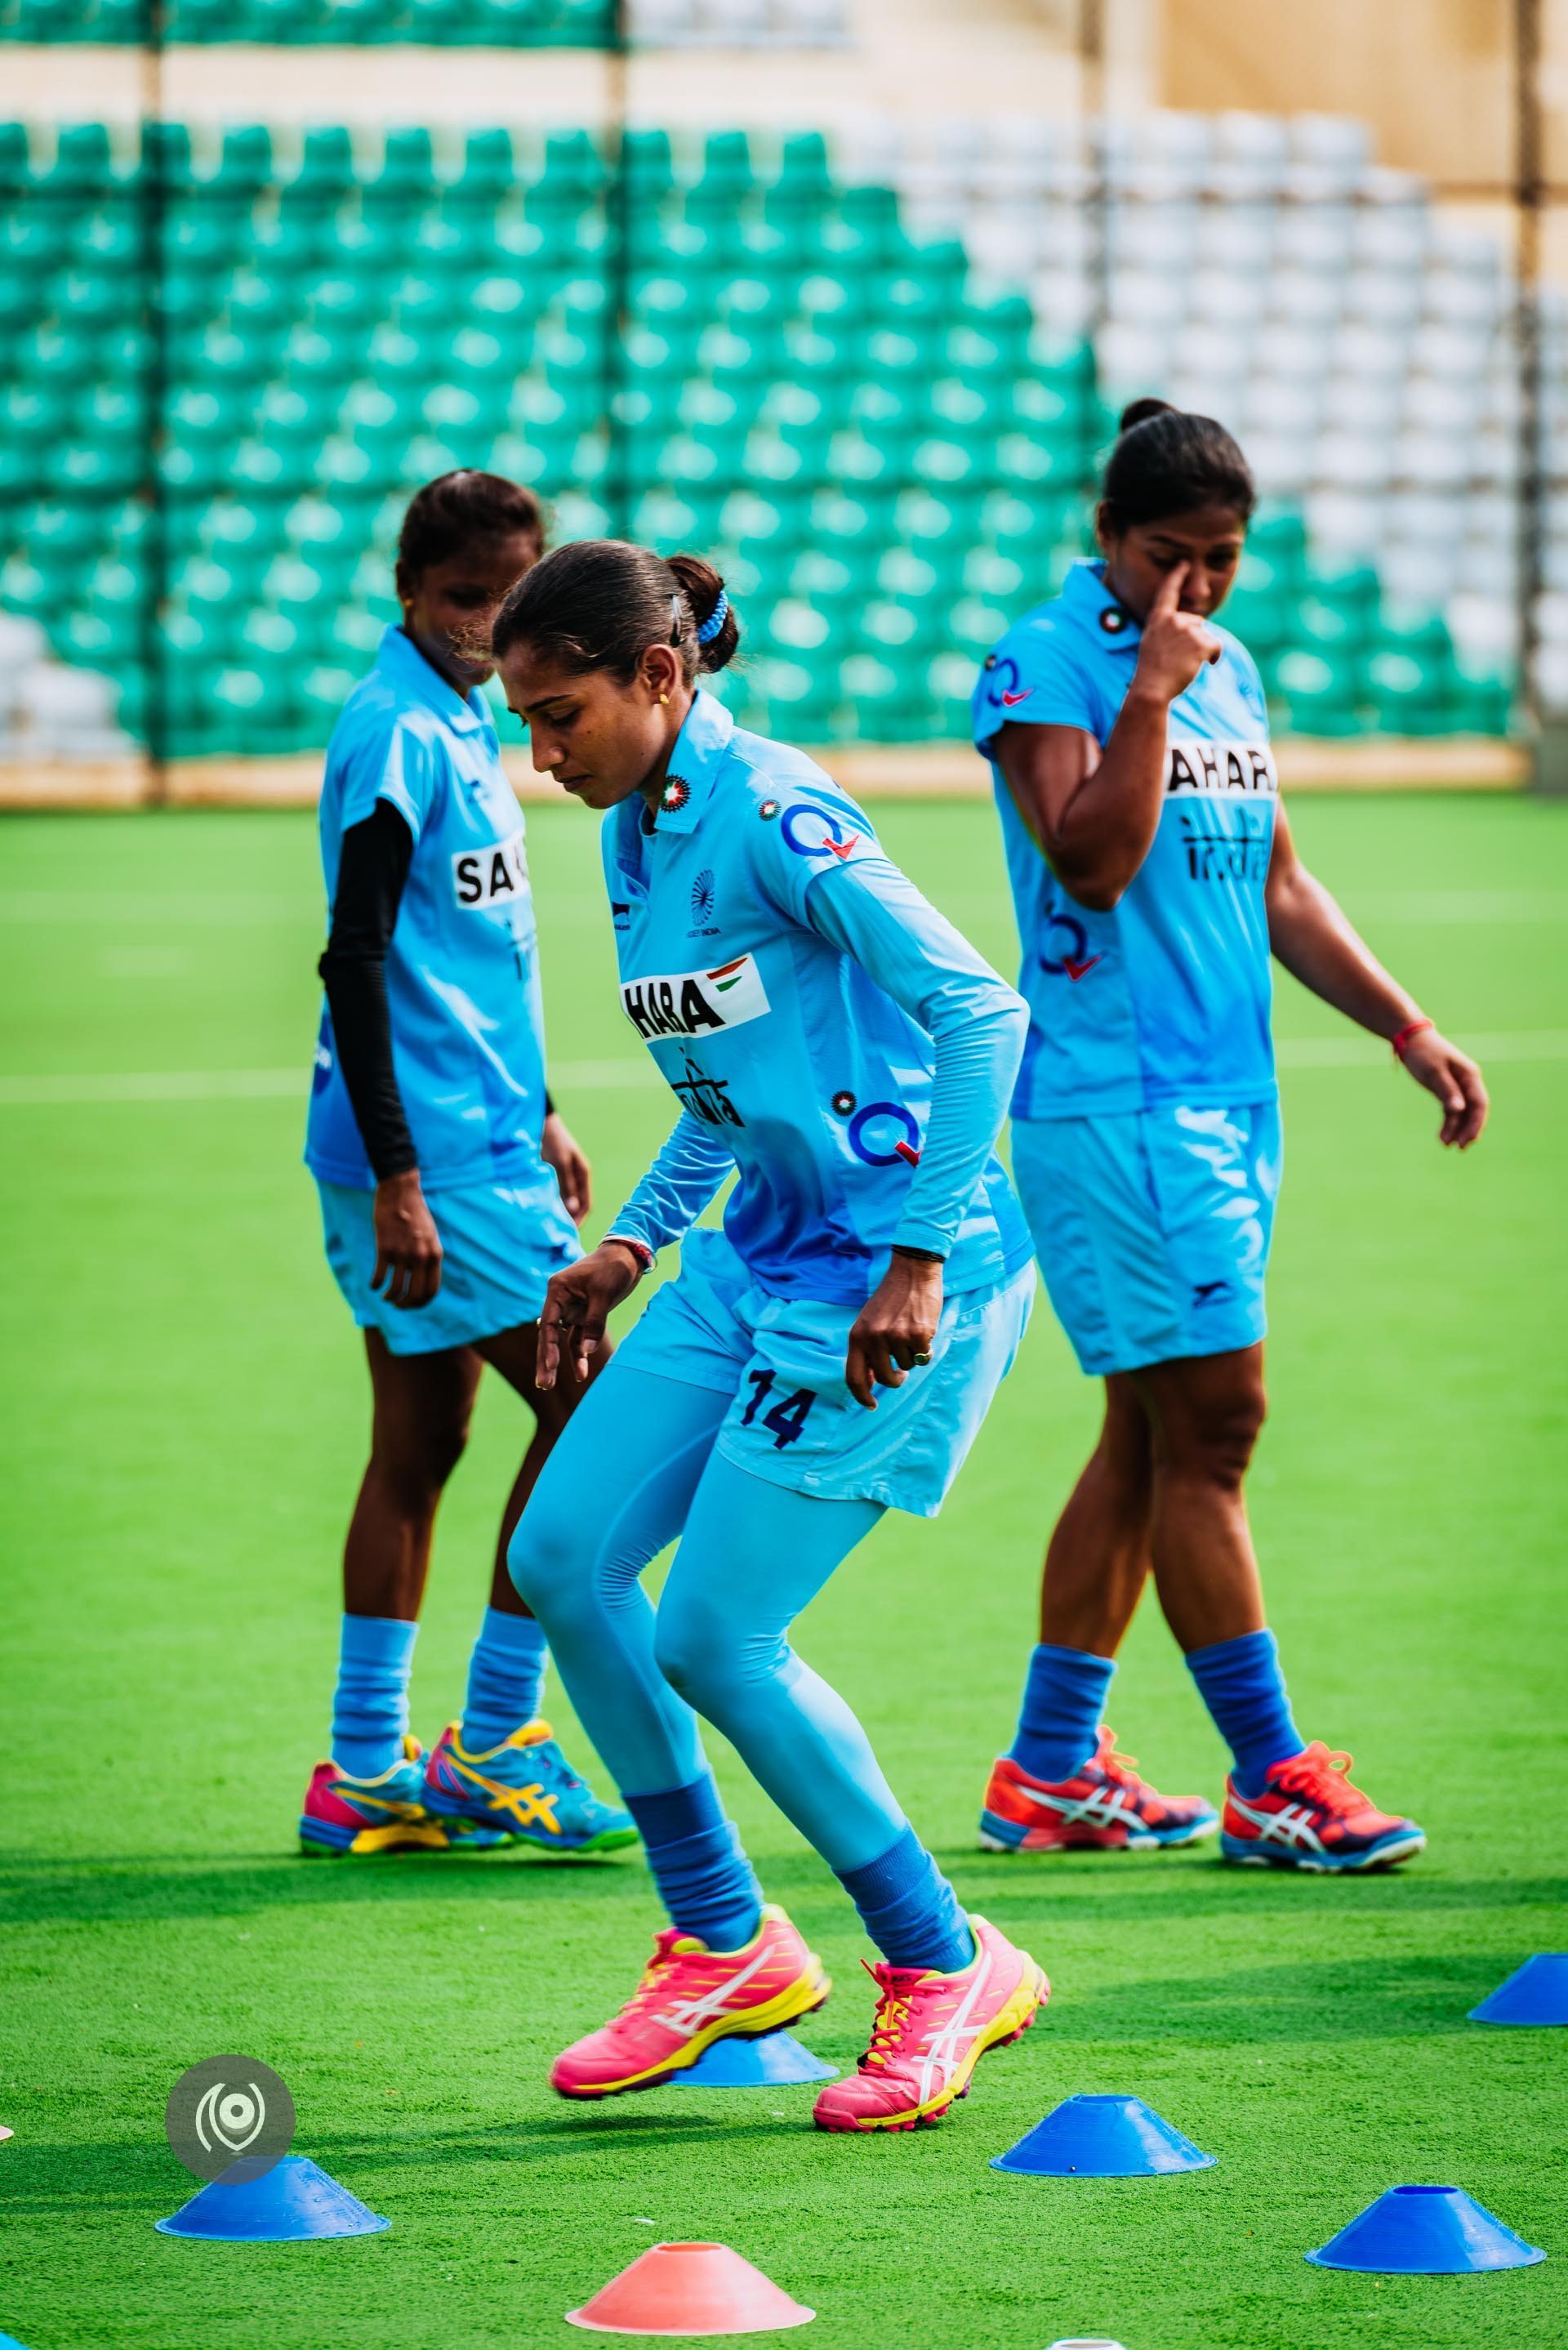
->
(45, 125, 118, 195)
(0, 123, 32, 190)
(452, 128, 516, 200)
(1268, 647, 1361, 734)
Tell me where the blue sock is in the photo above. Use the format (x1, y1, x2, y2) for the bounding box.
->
(1008, 1643, 1116, 1781)
(624, 1775, 764, 1952)
(332, 1614, 417, 1780)
(1186, 1628, 1304, 1796)
(461, 1606, 548, 1750)
(836, 1825, 974, 1975)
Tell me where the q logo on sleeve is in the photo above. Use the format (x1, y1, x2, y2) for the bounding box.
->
(779, 804, 865, 862)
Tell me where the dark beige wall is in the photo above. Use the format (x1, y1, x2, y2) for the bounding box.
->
(1158, 0, 1544, 190)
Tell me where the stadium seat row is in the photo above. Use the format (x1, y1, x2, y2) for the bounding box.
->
(0, 0, 844, 42)
(0, 117, 1516, 756)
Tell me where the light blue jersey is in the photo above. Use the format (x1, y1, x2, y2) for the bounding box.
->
(601, 690, 1032, 1305)
(305, 626, 550, 1191)
(973, 558, 1279, 1122)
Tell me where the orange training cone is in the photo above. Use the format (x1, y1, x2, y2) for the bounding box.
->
(566, 2241, 815, 2336)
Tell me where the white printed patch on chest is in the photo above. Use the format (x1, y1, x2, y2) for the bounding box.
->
(452, 827, 528, 909)
(1165, 741, 1278, 796)
(620, 954, 771, 1041)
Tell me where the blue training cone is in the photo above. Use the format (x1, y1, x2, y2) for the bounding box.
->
(672, 2031, 837, 2088)
(155, 2153, 390, 2241)
(1306, 2185, 1545, 2274)
(1470, 1953, 1568, 2026)
(991, 2094, 1215, 2178)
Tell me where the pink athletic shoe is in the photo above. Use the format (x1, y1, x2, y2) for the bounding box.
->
(813, 1915, 1049, 2134)
(550, 1904, 830, 2099)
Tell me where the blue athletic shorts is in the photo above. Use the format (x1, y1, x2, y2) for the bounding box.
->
(617, 1227, 1036, 1518)
(317, 1168, 580, 1357)
(1009, 1101, 1282, 1376)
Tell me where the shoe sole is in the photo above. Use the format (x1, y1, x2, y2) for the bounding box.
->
(299, 1819, 455, 1857)
(978, 1813, 1219, 1854)
(552, 1966, 832, 2100)
(813, 1963, 1051, 2134)
(421, 1787, 639, 1856)
(1219, 1830, 1427, 1872)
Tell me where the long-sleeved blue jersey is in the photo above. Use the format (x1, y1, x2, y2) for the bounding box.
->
(601, 691, 1033, 1305)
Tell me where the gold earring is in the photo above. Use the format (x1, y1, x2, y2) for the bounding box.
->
(658, 693, 669, 706)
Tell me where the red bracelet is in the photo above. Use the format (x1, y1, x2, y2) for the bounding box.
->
(604, 1233, 654, 1275)
(1391, 1018, 1434, 1060)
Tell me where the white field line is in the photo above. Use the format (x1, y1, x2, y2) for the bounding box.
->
(0, 1057, 665, 1105)
(1, 1034, 1565, 1108)
(5, 888, 1568, 929)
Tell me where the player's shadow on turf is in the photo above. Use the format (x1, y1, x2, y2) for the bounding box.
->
(927, 1846, 1568, 1927)
(1045, 1952, 1508, 2042)
(0, 1853, 664, 1926)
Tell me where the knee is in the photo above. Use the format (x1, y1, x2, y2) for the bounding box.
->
(653, 1593, 739, 1715)
(372, 1411, 470, 1516)
(1160, 1380, 1267, 1488)
(1099, 1380, 1153, 1482)
(506, 1491, 584, 1621)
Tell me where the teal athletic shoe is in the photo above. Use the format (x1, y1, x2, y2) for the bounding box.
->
(421, 1719, 639, 1854)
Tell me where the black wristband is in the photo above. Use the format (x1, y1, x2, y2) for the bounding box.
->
(891, 1243, 945, 1264)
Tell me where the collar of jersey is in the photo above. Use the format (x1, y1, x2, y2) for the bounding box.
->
(1060, 558, 1142, 651)
(375, 624, 491, 734)
(647, 688, 735, 834)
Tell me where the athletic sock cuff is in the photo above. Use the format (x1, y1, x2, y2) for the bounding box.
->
(625, 1774, 727, 1852)
(474, 1605, 547, 1660)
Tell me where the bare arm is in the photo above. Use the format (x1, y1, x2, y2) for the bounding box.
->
(1266, 801, 1489, 1148)
(993, 560, 1220, 911)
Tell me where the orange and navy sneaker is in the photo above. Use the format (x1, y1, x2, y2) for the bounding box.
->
(1221, 1741, 1425, 1871)
(550, 1905, 829, 2099)
(813, 1915, 1048, 2134)
(299, 1736, 498, 1857)
(421, 1719, 638, 1854)
(979, 1729, 1219, 1853)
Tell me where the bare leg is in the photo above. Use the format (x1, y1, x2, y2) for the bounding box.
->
(473, 1325, 612, 1618)
(1133, 1344, 1268, 1654)
(1037, 1371, 1155, 1657)
(343, 1334, 482, 1619)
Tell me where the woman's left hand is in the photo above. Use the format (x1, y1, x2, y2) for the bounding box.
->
(1398, 1028, 1490, 1148)
(541, 1109, 592, 1222)
(846, 1252, 944, 1409)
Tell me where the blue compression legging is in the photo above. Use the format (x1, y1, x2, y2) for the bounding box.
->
(507, 1359, 906, 1875)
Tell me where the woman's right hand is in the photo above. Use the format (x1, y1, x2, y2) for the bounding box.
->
(372, 1169, 443, 1308)
(536, 1242, 644, 1389)
(1131, 561, 1222, 704)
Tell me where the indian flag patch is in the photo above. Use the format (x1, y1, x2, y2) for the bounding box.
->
(620, 952, 771, 1041)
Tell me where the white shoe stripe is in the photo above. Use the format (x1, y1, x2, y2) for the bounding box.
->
(1227, 1790, 1327, 1853)
(656, 1938, 774, 2032)
(914, 1936, 994, 2107)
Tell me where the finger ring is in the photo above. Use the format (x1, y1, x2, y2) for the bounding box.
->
(911, 1349, 933, 1367)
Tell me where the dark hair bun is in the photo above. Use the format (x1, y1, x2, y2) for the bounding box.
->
(668, 551, 740, 673)
(1117, 396, 1178, 435)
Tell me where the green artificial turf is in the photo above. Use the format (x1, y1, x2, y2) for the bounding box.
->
(1, 793, 1565, 2350)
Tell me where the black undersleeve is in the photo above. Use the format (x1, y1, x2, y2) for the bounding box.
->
(318, 799, 417, 1182)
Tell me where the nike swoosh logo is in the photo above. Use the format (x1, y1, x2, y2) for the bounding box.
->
(826, 835, 860, 859)
(1063, 956, 1102, 982)
(1000, 689, 1033, 706)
